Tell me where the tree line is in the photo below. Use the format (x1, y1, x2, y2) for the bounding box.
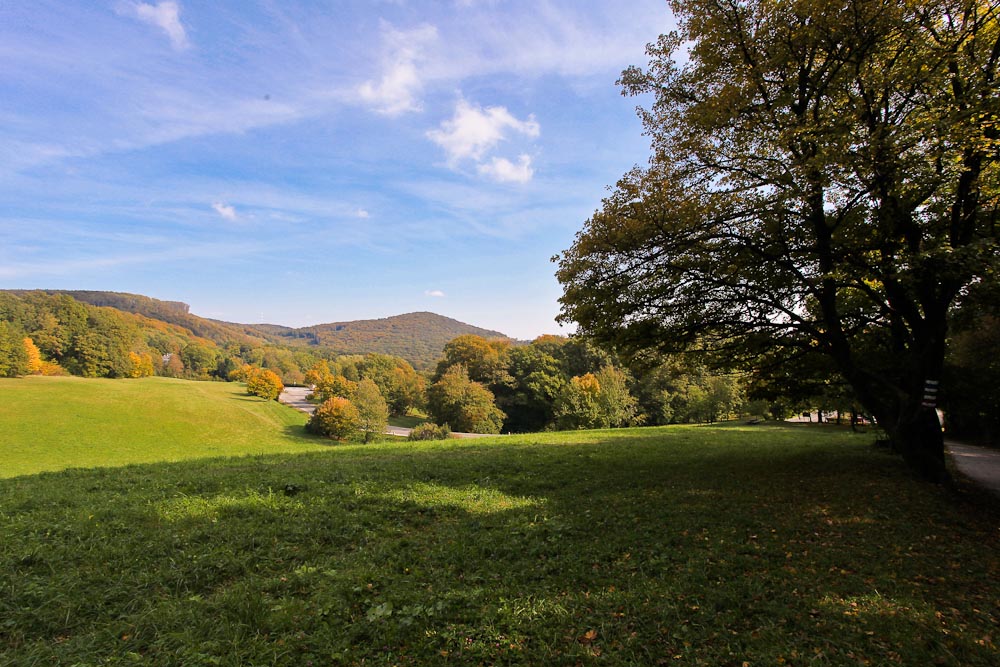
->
(1, 291, 750, 434)
(6, 288, 996, 443)
(300, 333, 753, 437)
(0, 291, 345, 383)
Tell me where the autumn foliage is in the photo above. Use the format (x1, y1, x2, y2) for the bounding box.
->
(245, 367, 284, 401)
(307, 396, 362, 440)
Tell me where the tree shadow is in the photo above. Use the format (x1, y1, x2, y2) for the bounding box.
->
(2, 428, 997, 665)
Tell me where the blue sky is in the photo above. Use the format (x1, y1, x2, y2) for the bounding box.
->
(0, 1, 674, 339)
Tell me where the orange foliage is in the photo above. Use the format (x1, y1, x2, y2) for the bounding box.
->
(23, 337, 42, 374)
(573, 373, 601, 395)
(128, 351, 155, 378)
(37, 360, 69, 376)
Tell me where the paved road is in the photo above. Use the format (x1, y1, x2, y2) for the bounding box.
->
(279, 387, 499, 439)
(946, 441, 1000, 496)
(279, 386, 315, 414)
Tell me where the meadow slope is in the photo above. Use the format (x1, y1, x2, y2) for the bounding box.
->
(1, 387, 998, 666)
(0, 376, 328, 478)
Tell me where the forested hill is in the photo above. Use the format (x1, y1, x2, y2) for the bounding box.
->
(3, 290, 511, 370)
(41, 290, 269, 347)
(241, 312, 510, 369)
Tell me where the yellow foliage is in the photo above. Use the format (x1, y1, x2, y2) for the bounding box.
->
(23, 338, 42, 374)
(128, 351, 155, 378)
(245, 366, 284, 401)
(37, 360, 69, 376)
(573, 373, 601, 395)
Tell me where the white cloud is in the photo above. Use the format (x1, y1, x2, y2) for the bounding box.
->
(477, 154, 534, 184)
(358, 23, 437, 115)
(121, 1, 190, 51)
(212, 202, 237, 221)
(356, 209, 370, 219)
(427, 99, 539, 165)
(425, 289, 446, 297)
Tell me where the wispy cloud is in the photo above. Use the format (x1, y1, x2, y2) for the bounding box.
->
(478, 154, 534, 184)
(120, 1, 190, 51)
(427, 99, 539, 165)
(0, 237, 262, 279)
(431, 2, 667, 80)
(0, 0, 672, 340)
(212, 202, 237, 221)
(358, 23, 438, 115)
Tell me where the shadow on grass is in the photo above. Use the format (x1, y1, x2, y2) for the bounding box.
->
(1, 426, 997, 666)
(281, 423, 323, 441)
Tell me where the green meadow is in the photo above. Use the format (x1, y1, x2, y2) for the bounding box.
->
(1, 377, 998, 665)
(0, 376, 329, 478)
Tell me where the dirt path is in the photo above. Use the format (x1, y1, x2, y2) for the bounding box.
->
(946, 440, 1000, 497)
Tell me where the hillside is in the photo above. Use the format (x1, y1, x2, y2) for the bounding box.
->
(0, 376, 326, 477)
(2, 290, 512, 370)
(246, 311, 511, 368)
(35, 290, 269, 347)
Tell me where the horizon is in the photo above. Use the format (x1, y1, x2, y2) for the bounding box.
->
(0, 1, 675, 340)
(227, 307, 518, 338)
(4, 287, 525, 339)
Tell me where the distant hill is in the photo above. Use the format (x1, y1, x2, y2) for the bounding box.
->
(243, 312, 510, 369)
(10, 290, 511, 370)
(37, 290, 269, 348)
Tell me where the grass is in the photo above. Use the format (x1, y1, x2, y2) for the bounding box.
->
(388, 414, 430, 429)
(0, 376, 329, 478)
(1, 392, 998, 666)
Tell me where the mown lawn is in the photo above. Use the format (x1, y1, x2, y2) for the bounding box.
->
(0, 376, 329, 478)
(1, 413, 998, 665)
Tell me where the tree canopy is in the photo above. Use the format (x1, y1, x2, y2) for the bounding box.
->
(556, 0, 1000, 479)
(427, 364, 506, 434)
(353, 378, 390, 443)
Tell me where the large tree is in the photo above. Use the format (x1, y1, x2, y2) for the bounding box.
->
(354, 378, 390, 443)
(556, 0, 999, 480)
(427, 364, 506, 434)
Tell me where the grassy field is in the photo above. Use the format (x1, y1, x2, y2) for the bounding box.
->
(0, 376, 330, 478)
(1, 388, 998, 666)
(388, 413, 430, 429)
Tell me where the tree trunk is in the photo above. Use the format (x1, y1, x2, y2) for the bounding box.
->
(843, 363, 948, 481)
(892, 406, 947, 482)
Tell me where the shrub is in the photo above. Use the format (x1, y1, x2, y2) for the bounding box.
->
(246, 367, 284, 401)
(408, 422, 452, 441)
(37, 360, 69, 376)
(307, 396, 362, 441)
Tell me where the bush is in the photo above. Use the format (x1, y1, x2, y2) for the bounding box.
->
(408, 422, 452, 441)
(246, 367, 284, 401)
(307, 397, 362, 441)
(37, 360, 69, 376)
